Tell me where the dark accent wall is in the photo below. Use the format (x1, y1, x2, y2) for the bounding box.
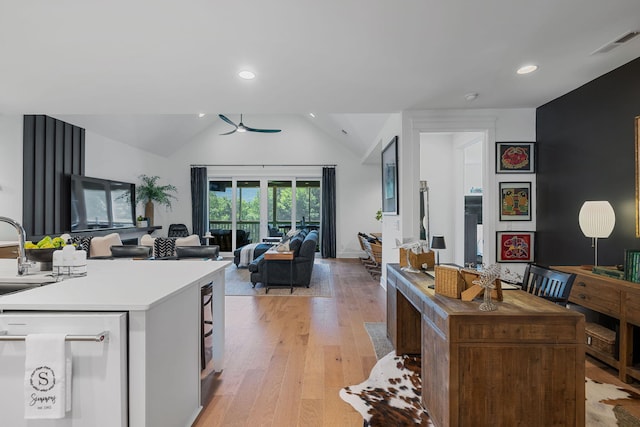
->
(23, 115, 85, 238)
(536, 57, 640, 266)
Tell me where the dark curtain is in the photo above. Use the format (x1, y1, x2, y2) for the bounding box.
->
(321, 167, 337, 258)
(190, 167, 208, 244)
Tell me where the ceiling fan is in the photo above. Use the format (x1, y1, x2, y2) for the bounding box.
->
(218, 114, 281, 135)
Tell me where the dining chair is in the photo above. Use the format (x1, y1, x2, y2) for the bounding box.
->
(167, 223, 190, 238)
(109, 245, 152, 258)
(520, 263, 576, 306)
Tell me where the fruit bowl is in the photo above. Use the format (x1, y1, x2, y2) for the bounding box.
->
(25, 248, 60, 270)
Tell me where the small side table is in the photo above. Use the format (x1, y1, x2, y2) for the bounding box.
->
(263, 250, 294, 293)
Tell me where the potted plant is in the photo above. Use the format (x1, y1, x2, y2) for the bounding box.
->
(136, 215, 148, 228)
(135, 175, 177, 226)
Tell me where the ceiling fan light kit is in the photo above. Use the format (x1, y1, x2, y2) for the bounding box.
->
(219, 114, 281, 135)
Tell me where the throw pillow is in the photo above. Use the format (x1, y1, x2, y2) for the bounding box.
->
(90, 233, 123, 257)
(289, 236, 303, 255)
(154, 237, 176, 258)
(175, 234, 201, 247)
(69, 236, 93, 254)
(140, 234, 156, 247)
(286, 228, 302, 238)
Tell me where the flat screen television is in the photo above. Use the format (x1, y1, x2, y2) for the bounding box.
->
(70, 175, 136, 232)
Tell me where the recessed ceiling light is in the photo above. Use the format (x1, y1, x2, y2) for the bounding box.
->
(517, 64, 538, 75)
(238, 70, 256, 80)
(198, 113, 206, 118)
(309, 113, 316, 118)
(464, 93, 478, 101)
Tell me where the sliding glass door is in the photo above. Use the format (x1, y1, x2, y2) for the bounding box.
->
(268, 180, 293, 236)
(208, 177, 321, 252)
(236, 181, 260, 247)
(296, 180, 320, 231)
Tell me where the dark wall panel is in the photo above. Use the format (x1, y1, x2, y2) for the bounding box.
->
(23, 115, 85, 239)
(536, 57, 640, 266)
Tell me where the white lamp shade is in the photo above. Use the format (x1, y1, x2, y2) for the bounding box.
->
(578, 201, 615, 238)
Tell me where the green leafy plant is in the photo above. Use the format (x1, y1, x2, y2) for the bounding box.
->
(136, 175, 178, 209)
(376, 209, 382, 221)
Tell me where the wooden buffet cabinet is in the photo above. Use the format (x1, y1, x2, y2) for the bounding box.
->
(386, 264, 585, 427)
(555, 265, 640, 383)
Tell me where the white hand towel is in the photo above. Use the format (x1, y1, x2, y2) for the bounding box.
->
(24, 333, 68, 419)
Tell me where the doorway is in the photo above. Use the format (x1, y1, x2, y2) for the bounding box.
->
(420, 132, 484, 266)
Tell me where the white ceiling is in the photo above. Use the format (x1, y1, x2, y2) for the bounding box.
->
(1, 1, 639, 157)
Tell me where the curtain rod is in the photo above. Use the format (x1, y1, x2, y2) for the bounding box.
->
(191, 164, 336, 168)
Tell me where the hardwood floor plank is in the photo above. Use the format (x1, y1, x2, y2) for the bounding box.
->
(244, 353, 289, 426)
(301, 345, 325, 400)
(299, 399, 324, 427)
(220, 369, 265, 425)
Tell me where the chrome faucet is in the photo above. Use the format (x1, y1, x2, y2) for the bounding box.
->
(0, 216, 31, 275)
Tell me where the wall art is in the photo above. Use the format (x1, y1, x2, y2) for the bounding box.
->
(496, 231, 535, 262)
(496, 142, 535, 173)
(499, 181, 531, 221)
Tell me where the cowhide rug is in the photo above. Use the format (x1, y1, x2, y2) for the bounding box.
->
(340, 352, 640, 426)
(339, 352, 432, 426)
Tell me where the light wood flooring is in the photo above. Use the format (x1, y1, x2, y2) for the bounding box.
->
(194, 258, 640, 427)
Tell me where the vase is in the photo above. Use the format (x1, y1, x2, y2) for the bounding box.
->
(145, 201, 154, 226)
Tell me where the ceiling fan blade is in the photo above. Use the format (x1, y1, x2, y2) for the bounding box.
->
(220, 114, 281, 134)
(245, 126, 281, 133)
(218, 114, 238, 127)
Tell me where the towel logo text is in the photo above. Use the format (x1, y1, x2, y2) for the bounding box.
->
(29, 366, 56, 392)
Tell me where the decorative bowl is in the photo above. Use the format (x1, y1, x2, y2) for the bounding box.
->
(25, 248, 60, 270)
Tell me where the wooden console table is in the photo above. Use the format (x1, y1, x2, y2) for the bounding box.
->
(555, 265, 640, 383)
(386, 264, 585, 427)
(263, 250, 294, 294)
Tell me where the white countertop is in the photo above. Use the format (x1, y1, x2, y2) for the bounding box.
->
(0, 258, 230, 311)
(0, 241, 18, 248)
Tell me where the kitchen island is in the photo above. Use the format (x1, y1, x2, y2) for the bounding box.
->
(0, 258, 229, 427)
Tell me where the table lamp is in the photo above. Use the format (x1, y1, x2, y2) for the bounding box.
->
(431, 236, 446, 265)
(578, 201, 615, 266)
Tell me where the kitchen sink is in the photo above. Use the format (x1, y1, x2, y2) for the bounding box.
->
(0, 273, 57, 295)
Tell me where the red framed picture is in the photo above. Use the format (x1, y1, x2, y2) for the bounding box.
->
(496, 142, 535, 173)
(496, 231, 535, 263)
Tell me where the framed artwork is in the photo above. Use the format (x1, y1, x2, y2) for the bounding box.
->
(381, 136, 399, 215)
(635, 116, 640, 237)
(499, 181, 531, 221)
(496, 231, 535, 263)
(496, 142, 535, 173)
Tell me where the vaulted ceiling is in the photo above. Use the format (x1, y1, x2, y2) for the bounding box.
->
(2, 1, 639, 158)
